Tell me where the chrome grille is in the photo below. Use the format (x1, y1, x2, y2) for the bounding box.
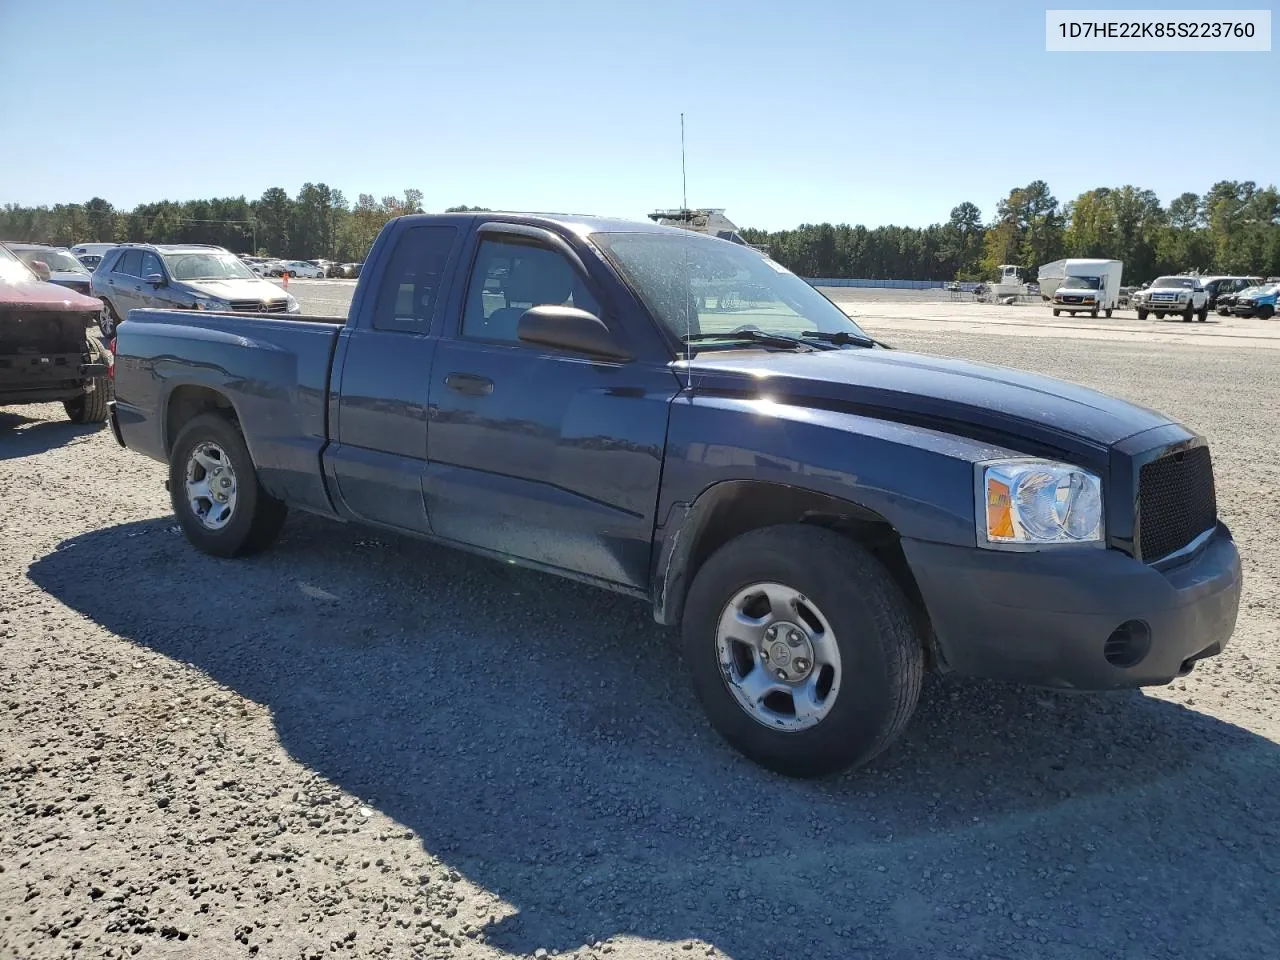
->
(227, 299, 288, 313)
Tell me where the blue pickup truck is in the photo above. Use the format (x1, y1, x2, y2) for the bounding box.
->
(108, 212, 1242, 777)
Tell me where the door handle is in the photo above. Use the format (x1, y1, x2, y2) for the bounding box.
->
(444, 372, 494, 397)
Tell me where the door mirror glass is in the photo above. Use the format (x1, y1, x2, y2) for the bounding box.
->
(517, 305, 632, 361)
(30, 259, 52, 282)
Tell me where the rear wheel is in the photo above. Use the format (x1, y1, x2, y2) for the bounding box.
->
(681, 524, 924, 778)
(1091, 309, 1099, 318)
(63, 378, 109, 424)
(1104, 308, 1113, 318)
(98, 298, 122, 337)
(169, 413, 287, 558)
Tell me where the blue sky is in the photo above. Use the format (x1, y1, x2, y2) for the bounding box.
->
(0, 0, 1274, 230)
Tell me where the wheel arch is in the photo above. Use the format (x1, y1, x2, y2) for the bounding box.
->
(651, 480, 940, 667)
(164, 384, 242, 458)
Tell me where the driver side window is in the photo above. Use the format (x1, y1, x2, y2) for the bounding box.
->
(460, 238, 600, 343)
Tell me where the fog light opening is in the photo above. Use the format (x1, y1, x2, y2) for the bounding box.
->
(1104, 620, 1152, 668)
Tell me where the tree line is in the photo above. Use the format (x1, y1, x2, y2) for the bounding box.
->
(2, 180, 1277, 283)
(742, 180, 1280, 283)
(0, 185, 436, 265)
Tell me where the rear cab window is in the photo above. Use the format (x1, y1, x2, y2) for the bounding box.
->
(371, 226, 460, 334)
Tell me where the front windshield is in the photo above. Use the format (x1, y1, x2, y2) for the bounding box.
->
(15, 247, 88, 274)
(0, 244, 37, 282)
(163, 252, 257, 281)
(1061, 276, 1100, 290)
(591, 231, 870, 342)
(1152, 276, 1196, 289)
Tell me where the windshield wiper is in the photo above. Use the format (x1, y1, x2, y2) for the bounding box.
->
(681, 330, 823, 351)
(800, 330, 889, 349)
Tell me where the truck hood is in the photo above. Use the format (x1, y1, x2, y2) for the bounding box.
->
(183, 277, 287, 300)
(683, 347, 1173, 461)
(0, 270, 103, 313)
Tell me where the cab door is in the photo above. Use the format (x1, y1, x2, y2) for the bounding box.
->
(326, 224, 462, 534)
(424, 226, 680, 589)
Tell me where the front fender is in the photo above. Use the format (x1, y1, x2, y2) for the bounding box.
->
(649, 395, 1030, 623)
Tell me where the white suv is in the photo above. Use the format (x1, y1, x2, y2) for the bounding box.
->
(1133, 276, 1209, 322)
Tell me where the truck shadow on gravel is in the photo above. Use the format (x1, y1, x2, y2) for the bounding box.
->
(0, 410, 104, 461)
(30, 514, 1280, 960)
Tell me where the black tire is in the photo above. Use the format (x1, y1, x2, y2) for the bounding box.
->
(1104, 308, 1113, 318)
(1155, 312, 1165, 320)
(1090, 309, 1098, 318)
(1137, 308, 1148, 320)
(1052, 309, 1060, 316)
(168, 413, 287, 558)
(681, 524, 924, 778)
(63, 378, 109, 423)
(1197, 305, 1209, 322)
(1260, 306, 1275, 320)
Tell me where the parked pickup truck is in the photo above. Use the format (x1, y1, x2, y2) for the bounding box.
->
(1, 242, 112, 423)
(109, 212, 1243, 778)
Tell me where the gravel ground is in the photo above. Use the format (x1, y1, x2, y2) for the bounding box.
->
(2, 290, 1279, 960)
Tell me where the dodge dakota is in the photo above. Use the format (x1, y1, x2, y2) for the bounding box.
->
(108, 212, 1242, 778)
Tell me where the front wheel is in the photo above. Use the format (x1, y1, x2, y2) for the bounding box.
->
(169, 413, 287, 558)
(1155, 312, 1165, 320)
(1137, 308, 1148, 320)
(1197, 305, 1209, 322)
(1259, 306, 1275, 320)
(64, 378, 109, 424)
(681, 525, 924, 778)
(1052, 309, 1060, 316)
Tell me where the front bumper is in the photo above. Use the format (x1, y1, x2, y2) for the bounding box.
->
(1141, 299, 1191, 311)
(1053, 300, 1098, 309)
(902, 524, 1241, 690)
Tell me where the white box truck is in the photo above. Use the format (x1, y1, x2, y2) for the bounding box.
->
(1049, 259, 1123, 317)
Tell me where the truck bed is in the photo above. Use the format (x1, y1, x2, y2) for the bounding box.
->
(112, 308, 349, 514)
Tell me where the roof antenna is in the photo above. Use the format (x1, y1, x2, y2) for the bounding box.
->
(680, 112, 693, 392)
(681, 112, 688, 212)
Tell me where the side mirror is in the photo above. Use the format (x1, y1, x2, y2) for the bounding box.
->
(517, 305, 632, 361)
(30, 260, 52, 282)
(144, 273, 167, 287)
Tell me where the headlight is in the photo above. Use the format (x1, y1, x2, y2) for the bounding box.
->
(285, 294, 301, 314)
(977, 459, 1103, 548)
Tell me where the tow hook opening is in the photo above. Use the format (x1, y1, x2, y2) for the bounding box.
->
(1178, 641, 1222, 677)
